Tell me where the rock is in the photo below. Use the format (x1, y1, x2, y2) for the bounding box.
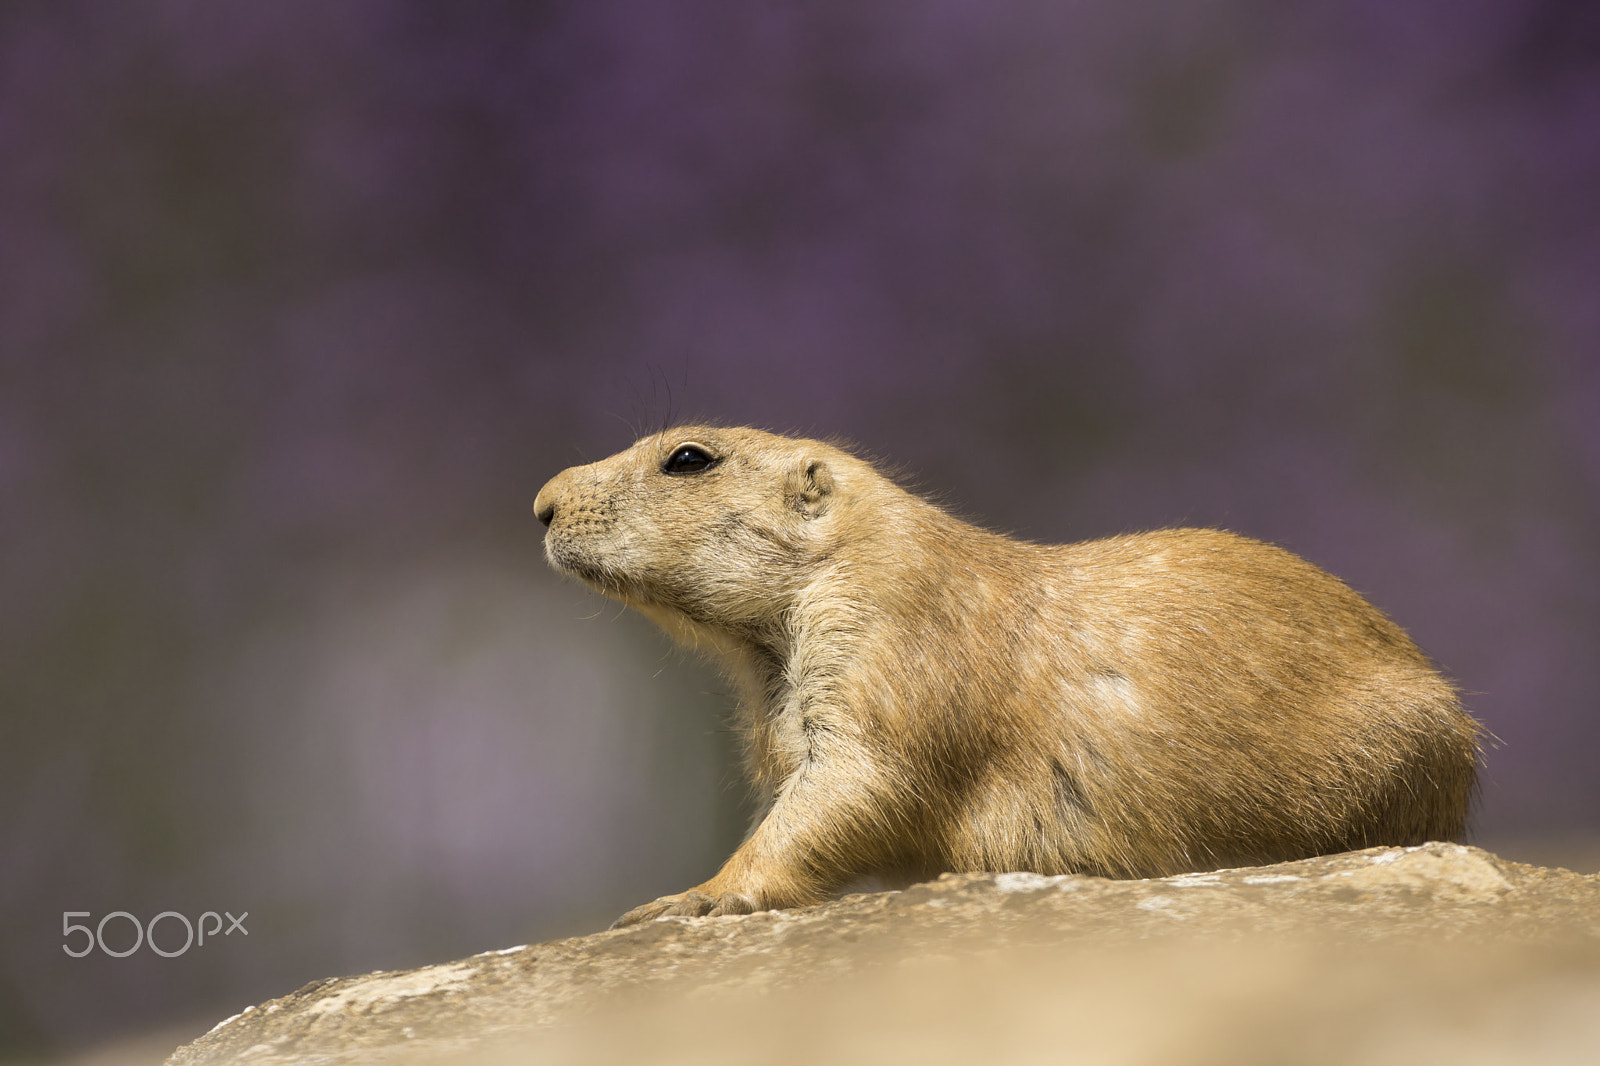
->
(166, 843, 1600, 1065)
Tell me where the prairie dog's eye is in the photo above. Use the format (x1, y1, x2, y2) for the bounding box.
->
(662, 443, 720, 476)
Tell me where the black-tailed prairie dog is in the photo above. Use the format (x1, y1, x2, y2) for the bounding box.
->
(534, 426, 1480, 926)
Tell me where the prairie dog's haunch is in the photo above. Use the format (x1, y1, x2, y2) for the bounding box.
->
(533, 426, 1480, 927)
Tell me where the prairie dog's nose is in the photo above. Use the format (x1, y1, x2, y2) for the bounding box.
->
(534, 473, 565, 527)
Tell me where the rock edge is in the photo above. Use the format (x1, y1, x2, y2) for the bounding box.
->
(166, 843, 1600, 1065)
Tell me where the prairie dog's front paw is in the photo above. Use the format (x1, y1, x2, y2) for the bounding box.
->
(611, 889, 757, 928)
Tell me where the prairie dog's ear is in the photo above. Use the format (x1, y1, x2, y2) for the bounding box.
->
(785, 457, 834, 518)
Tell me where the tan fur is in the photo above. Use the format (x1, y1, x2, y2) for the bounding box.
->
(533, 426, 1481, 926)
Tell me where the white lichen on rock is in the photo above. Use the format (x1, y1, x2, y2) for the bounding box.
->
(304, 962, 479, 1017)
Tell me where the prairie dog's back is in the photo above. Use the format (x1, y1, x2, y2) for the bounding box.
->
(812, 519, 1473, 880)
(1017, 530, 1471, 874)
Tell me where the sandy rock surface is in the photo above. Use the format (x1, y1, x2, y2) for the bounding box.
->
(166, 843, 1600, 1065)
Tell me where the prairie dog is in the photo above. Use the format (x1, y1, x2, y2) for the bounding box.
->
(533, 426, 1479, 926)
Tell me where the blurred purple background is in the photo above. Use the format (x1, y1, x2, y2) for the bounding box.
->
(2, 0, 1597, 1056)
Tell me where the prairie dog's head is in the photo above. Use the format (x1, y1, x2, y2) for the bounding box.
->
(534, 426, 861, 630)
